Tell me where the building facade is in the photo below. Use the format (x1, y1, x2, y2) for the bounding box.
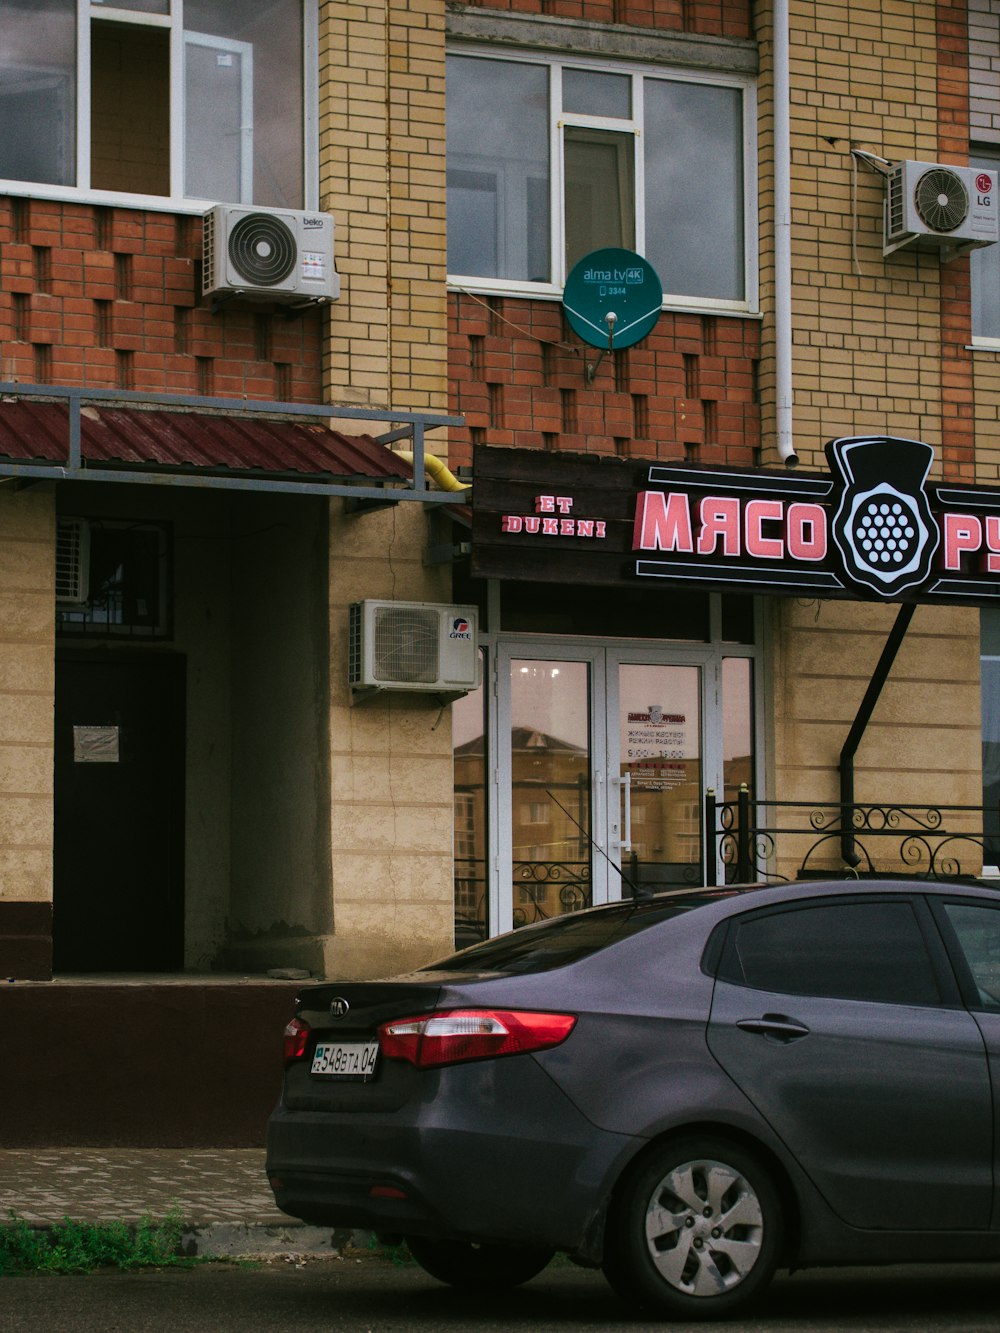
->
(0, 0, 997, 1142)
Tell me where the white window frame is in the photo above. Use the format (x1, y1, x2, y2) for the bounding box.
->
(446, 44, 758, 317)
(0, 0, 318, 214)
(971, 147, 1000, 351)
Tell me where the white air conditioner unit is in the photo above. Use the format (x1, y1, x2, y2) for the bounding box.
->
(349, 601, 480, 698)
(56, 517, 90, 604)
(884, 161, 999, 257)
(202, 205, 341, 305)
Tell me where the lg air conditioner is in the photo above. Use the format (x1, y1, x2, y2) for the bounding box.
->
(202, 205, 341, 305)
(348, 601, 480, 698)
(883, 161, 999, 257)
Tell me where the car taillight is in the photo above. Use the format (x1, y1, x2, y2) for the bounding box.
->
(377, 1009, 576, 1069)
(282, 1016, 310, 1066)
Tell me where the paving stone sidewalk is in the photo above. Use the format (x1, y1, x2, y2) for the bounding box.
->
(0, 1148, 344, 1256)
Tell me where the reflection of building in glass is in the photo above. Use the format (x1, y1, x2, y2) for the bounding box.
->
(454, 726, 592, 939)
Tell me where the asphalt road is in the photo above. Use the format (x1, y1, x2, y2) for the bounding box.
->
(0, 1254, 998, 1332)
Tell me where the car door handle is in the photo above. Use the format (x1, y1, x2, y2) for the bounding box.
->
(735, 1014, 811, 1042)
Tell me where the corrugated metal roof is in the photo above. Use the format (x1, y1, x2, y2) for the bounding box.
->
(0, 401, 413, 483)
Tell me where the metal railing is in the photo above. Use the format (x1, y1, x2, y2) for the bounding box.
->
(705, 786, 1000, 885)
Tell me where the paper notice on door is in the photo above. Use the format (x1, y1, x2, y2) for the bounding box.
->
(73, 725, 120, 763)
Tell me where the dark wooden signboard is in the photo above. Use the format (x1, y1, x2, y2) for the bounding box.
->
(471, 441, 1000, 606)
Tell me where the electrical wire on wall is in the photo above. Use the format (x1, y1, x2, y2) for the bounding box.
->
(849, 147, 891, 278)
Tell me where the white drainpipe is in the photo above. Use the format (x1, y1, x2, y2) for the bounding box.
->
(774, 0, 797, 466)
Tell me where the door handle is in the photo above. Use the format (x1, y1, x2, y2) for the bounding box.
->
(620, 770, 632, 852)
(736, 1014, 810, 1043)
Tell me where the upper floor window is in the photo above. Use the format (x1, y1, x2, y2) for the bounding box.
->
(972, 150, 1000, 345)
(0, 0, 316, 209)
(446, 50, 756, 313)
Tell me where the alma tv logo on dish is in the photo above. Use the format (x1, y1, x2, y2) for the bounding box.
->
(449, 617, 472, 639)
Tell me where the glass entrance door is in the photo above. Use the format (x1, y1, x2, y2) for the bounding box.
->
(495, 644, 713, 936)
(613, 659, 703, 895)
(453, 637, 755, 944)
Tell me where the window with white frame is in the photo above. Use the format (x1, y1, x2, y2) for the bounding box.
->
(0, 0, 315, 209)
(972, 149, 1000, 344)
(445, 50, 755, 311)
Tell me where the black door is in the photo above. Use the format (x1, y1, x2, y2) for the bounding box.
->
(54, 654, 185, 971)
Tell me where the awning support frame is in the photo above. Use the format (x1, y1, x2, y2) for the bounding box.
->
(0, 383, 466, 504)
(839, 602, 916, 866)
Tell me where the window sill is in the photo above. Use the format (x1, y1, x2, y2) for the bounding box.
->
(448, 277, 760, 320)
(0, 179, 313, 217)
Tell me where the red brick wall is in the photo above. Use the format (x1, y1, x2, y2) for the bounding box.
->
(455, 0, 752, 41)
(448, 293, 761, 468)
(0, 198, 324, 403)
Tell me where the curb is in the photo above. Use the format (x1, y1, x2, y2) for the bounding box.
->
(180, 1221, 370, 1258)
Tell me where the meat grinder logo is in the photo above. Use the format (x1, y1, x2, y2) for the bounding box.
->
(329, 997, 350, 1019)
(826, 437, 939, 598)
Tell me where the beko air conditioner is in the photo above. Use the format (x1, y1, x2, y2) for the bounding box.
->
(883, 161, 999, 257)
(202, 205, 341, 305)
(348, 601, 480, 699)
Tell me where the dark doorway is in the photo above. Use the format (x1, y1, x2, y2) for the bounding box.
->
(54, 654, 186, 972)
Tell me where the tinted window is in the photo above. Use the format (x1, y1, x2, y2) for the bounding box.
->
(426, 890, 738, 975)
(719, 900, 941, 1006)
(942, 902, 1000, 1010)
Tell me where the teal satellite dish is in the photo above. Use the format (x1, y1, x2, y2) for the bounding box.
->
(562, 248, 663, 350)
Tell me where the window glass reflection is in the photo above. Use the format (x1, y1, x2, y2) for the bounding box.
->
(644, 80, 744, 301)
(511, 660, 592, 926)
(185, 0, 304, 207)
(447, 57, 550, 281)
(0, 0, 76, 186)
(453, 662, 488, 947)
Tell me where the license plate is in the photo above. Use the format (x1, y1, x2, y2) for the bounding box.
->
(310, 1040, 379, 1080)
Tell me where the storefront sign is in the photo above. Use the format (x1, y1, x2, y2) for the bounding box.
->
(472, 439, 1000, 604)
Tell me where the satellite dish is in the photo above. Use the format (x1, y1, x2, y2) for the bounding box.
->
(562, 247, 663, 351)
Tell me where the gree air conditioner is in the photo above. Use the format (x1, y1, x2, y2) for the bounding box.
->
(202, 205, 341, 306)
(883, 161, 999, 257)
(56, 517, 90, 605)
(348, 601, 480, 699)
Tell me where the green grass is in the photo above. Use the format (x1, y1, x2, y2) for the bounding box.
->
(0, 1209, 203, 1275)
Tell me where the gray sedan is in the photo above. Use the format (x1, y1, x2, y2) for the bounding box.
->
(266, 880, 1000, 1320)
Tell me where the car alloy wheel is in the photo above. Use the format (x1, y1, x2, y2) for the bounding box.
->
(603, 1136, 782, 1319)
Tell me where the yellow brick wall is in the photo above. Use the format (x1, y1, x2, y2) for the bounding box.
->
(761, 2, 983, 866)
(0, 489, 54, 906)
(768, 597, 983, 878)
(318, 1, 455, 975)
(318, 0, 448, 414)
(756, 0, 945, 471)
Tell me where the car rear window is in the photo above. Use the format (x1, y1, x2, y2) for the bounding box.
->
(425, 890, 738, 975)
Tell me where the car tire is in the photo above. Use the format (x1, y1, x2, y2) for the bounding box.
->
(405, 1236, 554, 1290)
(602, 1136, 783, 1320)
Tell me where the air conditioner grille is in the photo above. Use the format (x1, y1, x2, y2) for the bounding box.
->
(371, 606, 440, 683)
(227, 212, 297, 286)
(913, 168, 969, 232)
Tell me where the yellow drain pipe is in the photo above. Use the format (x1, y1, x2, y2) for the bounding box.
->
(393, 450, 470, 493)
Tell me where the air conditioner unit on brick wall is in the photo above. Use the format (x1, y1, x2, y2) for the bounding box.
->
(202, 205, 341, 306)
(883, 161, 1000, 257)
(348, 601, 481, 700)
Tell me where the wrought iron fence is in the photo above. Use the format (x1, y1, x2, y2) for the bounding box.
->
(705, 786, 1000, 885)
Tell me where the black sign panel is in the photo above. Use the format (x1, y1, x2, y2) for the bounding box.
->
(471, 440, 1000, 605)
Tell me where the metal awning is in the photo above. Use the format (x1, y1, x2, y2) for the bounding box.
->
(0, 384, 467, 504)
